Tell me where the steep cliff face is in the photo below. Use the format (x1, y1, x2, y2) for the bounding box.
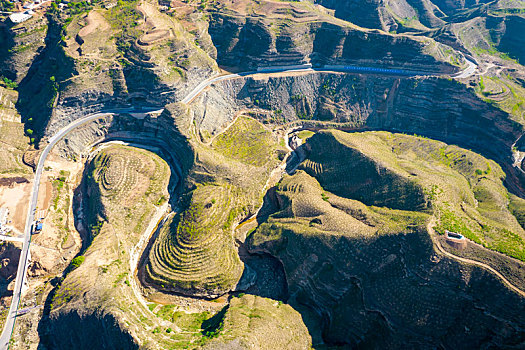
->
(193, 72, 523, 193)
(207, 10, 460, 73)
(44, 311, 138, 350)
(15, 13, 76, 141)
(0, 15, 48, 82)
(488, 15, 525, 64)
(247, 133, 525, 348)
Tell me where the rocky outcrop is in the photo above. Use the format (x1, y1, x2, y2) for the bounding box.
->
(194, 73, 524, 193)
(208, 10, 460, 73)
(44, 311, 138, 350)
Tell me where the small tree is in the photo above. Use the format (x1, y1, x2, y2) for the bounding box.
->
(71, 256, 85, 269)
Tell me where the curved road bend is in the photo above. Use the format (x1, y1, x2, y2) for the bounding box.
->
(0, 62, 479, 349)
(0, 108, 161, 349)
(428, 221, 525, 298)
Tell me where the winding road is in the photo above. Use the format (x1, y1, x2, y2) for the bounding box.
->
(0, 61, 480, 349)
(427, 221, 525, 298)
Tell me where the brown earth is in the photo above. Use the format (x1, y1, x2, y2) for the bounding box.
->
(77, 11, 110, 38)
(0, 182, 32, 232)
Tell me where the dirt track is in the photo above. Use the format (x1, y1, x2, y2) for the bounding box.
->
(428, 219, 525, 298)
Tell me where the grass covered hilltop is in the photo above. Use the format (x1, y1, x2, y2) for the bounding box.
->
(248, 130, 525, 348)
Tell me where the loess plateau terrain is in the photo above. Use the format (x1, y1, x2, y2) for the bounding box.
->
(1, 0, 525, 349)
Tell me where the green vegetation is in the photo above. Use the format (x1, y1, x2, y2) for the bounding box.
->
(145, 185, 244, 296)
(0, 77, 17, 90)
(146, 115, 286, 297)
(70, 255, 85, 269)
(473, 75, 525, 119)
(212, 116, 279, 167)
(105, 0, 141, 54)
(255, 130, 525, 263)
(296, 130, 315, 140)
(65, 0, 93, 15)
(472, 46, 520, 64)
(0, 0, 14, 11)
(203, 295, 311, 348)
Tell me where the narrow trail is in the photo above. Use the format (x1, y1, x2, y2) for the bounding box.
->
(427, 219, 525, 298)
(129, 202, 170, 314)
(0, 60, 482, 347)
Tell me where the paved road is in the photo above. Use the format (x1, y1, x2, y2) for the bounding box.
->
(181, 61, 477, 104)
(451, 57, 477, 79)
(0, 108, 160, 349)
(0, 61, 479, 349)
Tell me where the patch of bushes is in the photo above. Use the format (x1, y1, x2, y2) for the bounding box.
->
(1, 77, 17, 89)
(70, 255, 85, 269)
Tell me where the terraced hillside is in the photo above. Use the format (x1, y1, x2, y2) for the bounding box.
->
(301, 131, 525, 261)
(45, 144, 171, 348)
(314, 0, 523, 32)
(43, 140, 309, 350)
(0, 85, 31, 176)
(145, 116, 287, 297)
(85, 144, 171, 239)
(203, 294, 311, 349)
(208, 0, 464, 73)
(0, 0, 219, 142)
(4, 0, 525, 348)
(248, 130, 525, 348)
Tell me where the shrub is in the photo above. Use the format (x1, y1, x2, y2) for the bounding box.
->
(1, 77, 17, 89)
(71, 256, 85, 269)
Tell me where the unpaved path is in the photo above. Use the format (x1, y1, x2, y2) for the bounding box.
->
(428, 219, 525, 298)
(129, 202, 170, 313)
(0, 182, 32, 232)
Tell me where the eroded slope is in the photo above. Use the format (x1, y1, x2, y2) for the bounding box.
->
(145, 116, 287, 297)
(248, 130, 525, 348)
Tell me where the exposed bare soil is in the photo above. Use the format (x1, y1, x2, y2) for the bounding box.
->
(0, 182, 32, 232)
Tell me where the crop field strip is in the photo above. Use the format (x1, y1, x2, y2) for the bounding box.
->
(247, 130, 525, 339)
(144, 115, 287, 296)
(146, 184, 243, 293)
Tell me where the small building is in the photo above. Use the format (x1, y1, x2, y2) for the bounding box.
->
(32, 220, 43, 234)
(9, 11, 32, 23)
(445, 230, 467, 250)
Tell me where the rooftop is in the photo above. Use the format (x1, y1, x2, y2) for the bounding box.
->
(9, 11, 32, 23)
